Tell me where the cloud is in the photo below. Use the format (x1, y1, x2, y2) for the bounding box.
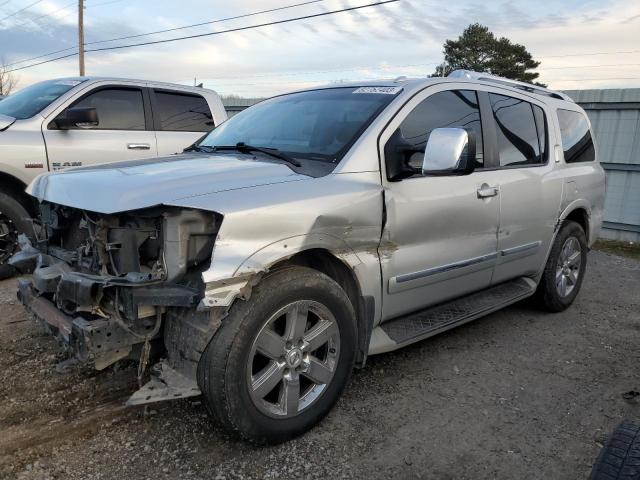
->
(1, 0, 639, 96)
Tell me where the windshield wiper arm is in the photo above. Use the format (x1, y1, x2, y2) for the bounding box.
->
(212, 142, 302, 167)
(183, 144, 215, 153)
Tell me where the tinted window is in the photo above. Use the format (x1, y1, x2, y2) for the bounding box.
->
(200, 87, 397, 162)
(557, 109, 595, 163)
(399, 90, 483, 168)
(155, 91, 214, 132)
(0, 79, 86, 119)
(489, 93, 545, 167)
(72, 88, 145, 130)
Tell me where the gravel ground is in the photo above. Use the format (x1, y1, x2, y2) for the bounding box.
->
(1, 249, 639, 480)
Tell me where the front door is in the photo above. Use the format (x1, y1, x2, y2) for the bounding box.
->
(42, 86, 157, 170)
(379, 86, 501, 320)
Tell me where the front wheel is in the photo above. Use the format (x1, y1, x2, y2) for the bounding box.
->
(197, 266, 356, 444)
(536, 220, 588, 312)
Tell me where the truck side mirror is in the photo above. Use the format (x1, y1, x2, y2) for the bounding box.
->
(422, 127, 476, 176)
(55, 107, 99, 130)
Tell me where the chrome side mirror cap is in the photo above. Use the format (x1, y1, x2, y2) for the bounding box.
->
(422, 127, 476, 176)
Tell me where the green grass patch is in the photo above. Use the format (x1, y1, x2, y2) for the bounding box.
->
(594, 239, 640, 261)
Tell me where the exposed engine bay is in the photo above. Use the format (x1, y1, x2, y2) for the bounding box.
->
(12, 202, 219, 394)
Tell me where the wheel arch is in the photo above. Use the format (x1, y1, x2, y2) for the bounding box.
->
(0, 172, 36, 216)
(269, 248, 375, 368)
(559, 201, 592, 245)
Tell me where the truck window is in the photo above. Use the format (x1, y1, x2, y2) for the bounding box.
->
(489, 93, 546, 167)
(398, 90, 484, 169)
(72, 88, 145, 130)
(154, 91, 214, 132)
(557, 109, 595, 163)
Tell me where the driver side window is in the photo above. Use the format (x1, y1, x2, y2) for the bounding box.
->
(399, 90, 484, 170)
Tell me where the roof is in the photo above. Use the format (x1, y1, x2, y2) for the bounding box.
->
(563, 88, 640, 103)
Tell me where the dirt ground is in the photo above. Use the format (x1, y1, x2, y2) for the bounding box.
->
(1, 249, 639, 480)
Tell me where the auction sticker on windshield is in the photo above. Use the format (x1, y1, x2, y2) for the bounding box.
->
(352, 86, 402, 94)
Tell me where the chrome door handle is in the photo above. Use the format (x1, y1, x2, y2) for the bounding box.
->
(477, 184, 499, 198)
(127, 143, 150, 150)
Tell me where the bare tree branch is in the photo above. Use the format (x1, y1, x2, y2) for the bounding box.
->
(0, 59, 18, 96)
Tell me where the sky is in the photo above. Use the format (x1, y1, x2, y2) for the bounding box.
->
(0, 0, 639, 97)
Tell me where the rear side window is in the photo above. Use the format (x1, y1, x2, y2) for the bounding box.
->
(154, 91, 214, 132)
(557, 109, 595, 163)
(489, 93, 546, 167)
(398, 90, 484, 168)
(72, 88, 145, 130)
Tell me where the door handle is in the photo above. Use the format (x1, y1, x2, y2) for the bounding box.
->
(127, 143, 151, 150)
(477, 184, 499, 198)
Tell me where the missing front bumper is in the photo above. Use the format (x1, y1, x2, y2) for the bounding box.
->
(17, 279, 141, 369)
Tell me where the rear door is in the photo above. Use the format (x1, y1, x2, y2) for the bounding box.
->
(43, 86, 158, 169)
(481, 90, 564, 283)
(150, 89, 216, 156)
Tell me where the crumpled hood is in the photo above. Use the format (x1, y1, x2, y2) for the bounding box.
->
(0, 114, 16, 131)
(28, 153, 308, 214)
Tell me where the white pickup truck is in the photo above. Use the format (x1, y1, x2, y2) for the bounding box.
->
(0, 77, 227, 272)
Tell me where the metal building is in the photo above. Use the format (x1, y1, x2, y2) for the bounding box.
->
(564, 89, 640, 242)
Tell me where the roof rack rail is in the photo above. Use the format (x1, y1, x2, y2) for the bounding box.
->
(447, 69, 574, 102)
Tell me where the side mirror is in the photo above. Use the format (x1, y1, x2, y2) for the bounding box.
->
(55, 107, 99, 130)
(422, 127, 476, 176)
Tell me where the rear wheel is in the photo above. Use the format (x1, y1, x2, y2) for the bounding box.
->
(0, 192, 32, 279)
(197, 266, 356, 444)
(536, 220, 588, 312)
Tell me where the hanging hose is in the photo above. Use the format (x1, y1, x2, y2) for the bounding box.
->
(112, 288, 163, 387)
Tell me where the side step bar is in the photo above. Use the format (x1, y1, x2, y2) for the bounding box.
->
(369, 277, 536, 355)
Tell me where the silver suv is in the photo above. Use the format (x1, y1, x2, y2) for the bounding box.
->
(0, 77, 227, 271)
(11, 70, 605, 444)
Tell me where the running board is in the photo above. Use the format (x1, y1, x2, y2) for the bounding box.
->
(369, 277, 536, 355)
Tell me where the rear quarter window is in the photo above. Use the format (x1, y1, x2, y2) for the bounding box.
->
(154, 91, 214, 132)
(557, 109, 595, 163)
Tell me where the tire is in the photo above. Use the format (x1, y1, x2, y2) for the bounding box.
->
(536, 220, 588, 312)
(0, 191, 33, 269)
(197, 266, 356, 444)
(591, 421, 640, 480)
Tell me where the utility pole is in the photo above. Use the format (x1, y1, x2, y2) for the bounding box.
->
(78, 0, 85, 76)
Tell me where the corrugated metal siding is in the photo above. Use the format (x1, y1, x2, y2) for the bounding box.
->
(564, 88, 640, 242)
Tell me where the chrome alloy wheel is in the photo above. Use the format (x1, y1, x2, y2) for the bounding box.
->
(0, 211, 17, 264)
(246, 300, 341, 418)
(556, 236, 582, 297)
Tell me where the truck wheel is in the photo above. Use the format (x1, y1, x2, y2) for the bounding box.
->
(197, 266, 356, 444)
(591, 421, 640, 480)
(536, 220, 587, 312)
(0, 192, 32, 276)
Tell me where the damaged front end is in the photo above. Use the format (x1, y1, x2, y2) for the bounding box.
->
(12, 202, 220, 404)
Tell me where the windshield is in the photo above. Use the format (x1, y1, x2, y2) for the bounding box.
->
(199, 86, 401, 162)
(0, 79, 85, 120)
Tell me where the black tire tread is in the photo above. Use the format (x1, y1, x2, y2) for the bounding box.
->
(591, 421, 640, 480)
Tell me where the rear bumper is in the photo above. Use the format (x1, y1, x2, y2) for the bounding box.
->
(17, 279, 142, 369)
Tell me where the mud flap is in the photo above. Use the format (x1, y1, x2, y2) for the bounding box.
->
(126, 360, 201, 406)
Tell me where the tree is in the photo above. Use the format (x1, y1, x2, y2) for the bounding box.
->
(0, 61, 17, 96)
(432, 23, 543, 86)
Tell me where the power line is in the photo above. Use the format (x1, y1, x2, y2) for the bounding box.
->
(0, 0, 45, 22)
(5, 0, 399, 73)
(541, 63, 640, 70)
(83, 0, 325, 46)
(3, 0, 326, 68)
(539, 49, 640, 58)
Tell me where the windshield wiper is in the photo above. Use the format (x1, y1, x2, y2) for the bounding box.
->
(183, 144, 215, 153)
(212, 142, 302, 167)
